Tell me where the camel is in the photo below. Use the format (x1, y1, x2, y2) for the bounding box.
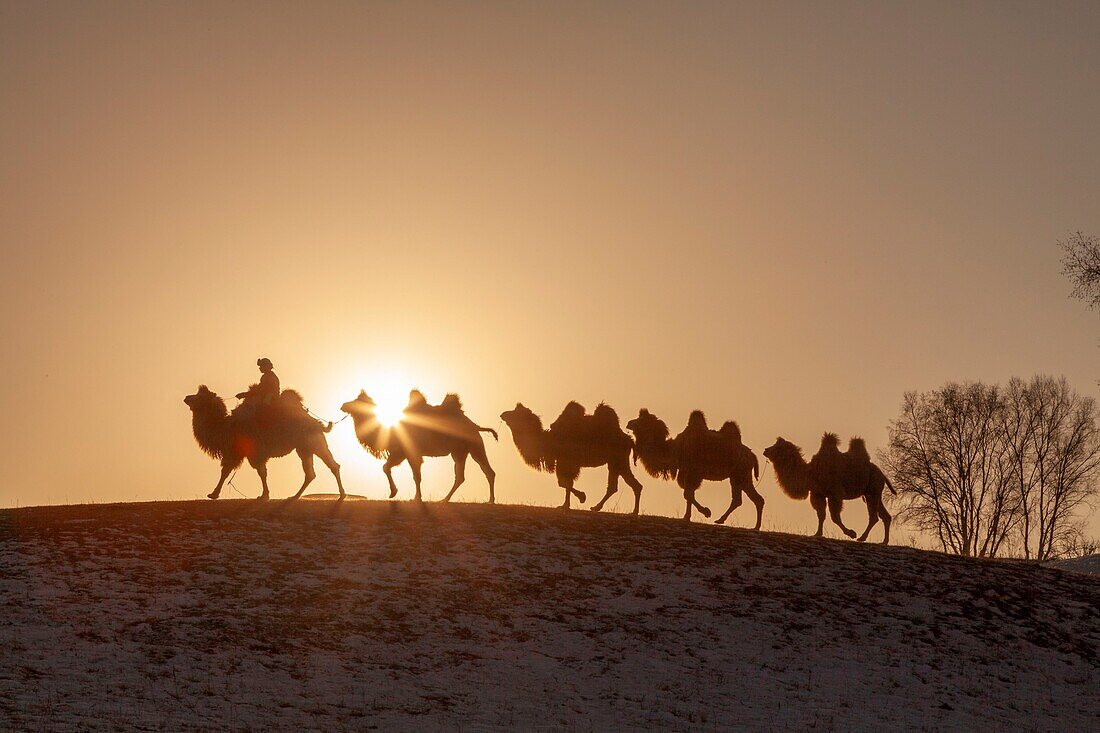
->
(184, 385, 344, 500)
(499, 401, 644, 512)
(340, 390, 497, 502)
(627, 409, 763, 525)
(762, 434, 895, 543)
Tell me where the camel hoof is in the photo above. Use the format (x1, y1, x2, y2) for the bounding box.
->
(207, 492, 219, 500)
(576, 491, 587, 503)
(257, 494, 270, 501)
(701, 509, 712, 519)
(590, 506, 602, 512)
(388, 488, 398, 499)
(488, 498, 496, 505)
(845, 530, 857, 539)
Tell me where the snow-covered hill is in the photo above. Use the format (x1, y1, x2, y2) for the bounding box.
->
(1053, 553, 1100, 575)
(0, 499, 1096, 731)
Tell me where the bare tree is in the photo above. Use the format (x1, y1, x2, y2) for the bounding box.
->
(882, 382, 1019, 557)
(1059, 231, 1100, 310)
(1002, 376, 1100, 560)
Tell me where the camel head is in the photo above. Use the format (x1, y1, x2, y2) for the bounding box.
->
(184, 385, 225, 415)
(501, 400, 543, 433)
(626, 408, 669, 442)
(627, 408, 676, 478)
(340, 390, 378, 420)
(340, 390, 391, 456)
(764, 437, 812, 500)
(763, 437, 803, 466)
(184, 385, 228, 459)
(500, 403, 553, 472)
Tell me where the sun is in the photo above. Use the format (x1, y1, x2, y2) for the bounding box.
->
(372, 386, 408, 427)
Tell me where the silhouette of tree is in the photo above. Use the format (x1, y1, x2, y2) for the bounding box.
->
(883, 378, 1100, 558)
(1060, 231, 1100, 310)
(1001, 376, 1100, 560)
(882, 382, 1019, 557)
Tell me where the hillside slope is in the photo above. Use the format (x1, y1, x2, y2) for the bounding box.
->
(0, 499, 1096, 731)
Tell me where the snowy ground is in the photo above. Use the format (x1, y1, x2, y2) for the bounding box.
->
(0, 499, 1096, 732)
(1053, 553, 1100, 575)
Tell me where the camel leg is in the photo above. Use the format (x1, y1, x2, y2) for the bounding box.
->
(254, 460, 270, 500)
(716, 481, 743, 525)
(382, 455, 403, 499)
(828, 496, 856, 538)
(315, 445, 344, 498)
(857, 494, 881, 543)
(879, 504, 892, 545)
(592, 470, 619, 512)
(558, 476, 573, 509)
(811, 493, 826, 537)
(692, 491, 711, 519)
(290, 448, 316, 500)
(681, 476, 710, 520)
(409, 457, 424, 502)
(620, 464, 644, 515)
(208, 463, 233, 500)
(468, 444, 496, 504)
(745, 482, 765, 530)
(556, 464, 585, 508)
(443, 452, 468, 503)
(558, 478, 586, 508)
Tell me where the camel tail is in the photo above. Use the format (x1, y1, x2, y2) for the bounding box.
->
(752, 452, 760, 481)
(323, 422, 334, 433)
(478, 426, 498, 441)
(885, 475, 896, 494)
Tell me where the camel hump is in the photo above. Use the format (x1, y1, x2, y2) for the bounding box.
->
(687, 410, 708, 431)
(847, 436, 870, 462)
(551, 400, 587, 432)
(440, 393, 464, 413)
(562, 400, 586, 417)
(719, 420, 742, 444)
(279, 389, 304, 405)
(592, 402, 621, 428)
(819, 432, 841, 452)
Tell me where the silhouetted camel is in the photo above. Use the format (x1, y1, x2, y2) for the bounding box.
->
(763, 434, 894, 543)
(500, 402, 644, 512)
(184, 385, 344, 500)
(627, 409, 763, 525)
(341, 390, 497, 502)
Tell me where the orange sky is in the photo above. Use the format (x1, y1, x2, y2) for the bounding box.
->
(2, 2, 1098, 540)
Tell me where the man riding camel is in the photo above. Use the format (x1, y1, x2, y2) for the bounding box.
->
(236, 357, 281, 431)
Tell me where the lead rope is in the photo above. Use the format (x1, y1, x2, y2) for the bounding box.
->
(306, 407, 350, 425)
(226, 470, 248, 498)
